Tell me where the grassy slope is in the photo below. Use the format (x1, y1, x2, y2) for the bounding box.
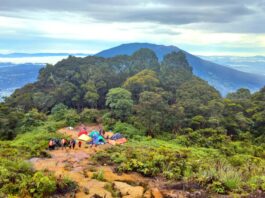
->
(0, 119, 76, 197)
(94, 137, 265, 195)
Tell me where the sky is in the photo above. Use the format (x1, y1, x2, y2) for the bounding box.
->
(0, 0, 265, 56)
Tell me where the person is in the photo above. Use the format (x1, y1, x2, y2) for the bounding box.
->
(70, 138, 76, 149)
(78, 141, 82, 148)
(48, 139, 54, 150)
(99, 127, 105, 137)
(61, 138, 67, 150)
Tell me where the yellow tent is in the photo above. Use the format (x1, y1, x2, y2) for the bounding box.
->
(78, 134, 92, 142)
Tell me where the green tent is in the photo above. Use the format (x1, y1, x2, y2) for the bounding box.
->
(89, 130, 100, 138)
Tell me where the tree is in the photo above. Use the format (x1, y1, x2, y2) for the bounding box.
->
(159, 51, 193, 95)
(82, 81, 99, 108)
(191, 115, 206, 130)
(51, 103, 68, 121)
(129, 48, 159, 74)
(106, 88, 133, 121)
(123, 69, 160, 101)
(227, 88, 251, 100)
(176, 77, 221, 117)
(136, 91, 167, 136)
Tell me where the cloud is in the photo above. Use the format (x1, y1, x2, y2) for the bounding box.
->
(0, 0, 265, 55)
(0, 0, 257, 25)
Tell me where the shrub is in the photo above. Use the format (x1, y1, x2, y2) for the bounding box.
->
(92, 169, 105, 181)
(31, 171, 57, 196)
(229, 154, 249, 167)
(80, 108, 101, 123)
(19, 109, 47, 132)
(64, 109, 80, 126)
(208, 181, 225, 194)
(102, 112, 116, 130)
(51, 103, 68, 121)
(113, 121, 143, 138)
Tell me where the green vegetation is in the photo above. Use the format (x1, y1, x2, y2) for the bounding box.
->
(0, 119, 77, 197)
(94, 138, 265, 195)
(92, 169, 105, 181)
(1, 48, 265, 196)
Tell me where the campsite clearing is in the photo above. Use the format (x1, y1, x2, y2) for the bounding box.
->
(30, 124, 168, 198)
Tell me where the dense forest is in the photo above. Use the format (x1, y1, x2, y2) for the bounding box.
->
(1, 49, 265, 197)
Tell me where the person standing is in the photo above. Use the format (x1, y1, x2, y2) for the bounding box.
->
(61, 138, 67, 150)
(78, 141, 82, 148)
(99, 127, 105, 137)
(70, 138, 76, 149)
(48, 139, 54, 150)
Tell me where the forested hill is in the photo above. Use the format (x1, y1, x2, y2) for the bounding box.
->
(6, 49, 220, 112)
(3, 48, 265, 142)
(96, 43, 265, 96)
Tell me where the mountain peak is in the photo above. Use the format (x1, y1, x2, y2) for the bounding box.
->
(95, 43, 265, 96)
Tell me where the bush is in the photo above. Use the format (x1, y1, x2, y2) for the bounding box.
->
(51, 103, 68, 121)
(64, 109, 80, 126)
(102, 112, 116, 130)
(19, 109, 47, 132)
(113, 121, 143, 138)
(229, 154, 249, 166)
(30, 171, 57, 196)
(80, 108, 101, 123)
(208, 181, 225, 194)
(92, 169, 105, 181)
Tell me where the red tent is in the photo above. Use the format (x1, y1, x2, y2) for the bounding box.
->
(78, 129, 88, 137)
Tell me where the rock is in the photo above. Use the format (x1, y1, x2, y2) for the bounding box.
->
(114, 181, 144, 198)
(91, 194, 104, 198)
(161, 190, 186, 198)
(151, 188, 163, 198)
(143, 189, 152, 198)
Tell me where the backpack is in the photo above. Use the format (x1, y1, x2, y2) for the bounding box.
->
(71, 139, 76, 144)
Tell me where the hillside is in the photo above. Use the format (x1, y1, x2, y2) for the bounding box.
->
(96, 43, 265, 96)
(1, 48, 265, 197)
(5, 49, 220, 113)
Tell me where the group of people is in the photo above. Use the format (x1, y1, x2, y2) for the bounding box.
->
(48, 127, 108, 150)
(48, 138, 82, 150)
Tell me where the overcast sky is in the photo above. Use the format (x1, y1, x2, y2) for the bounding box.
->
(0, 0, 265, 55)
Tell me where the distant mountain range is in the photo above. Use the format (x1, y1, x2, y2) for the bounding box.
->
(200, 55, 265, 76)
(0, 53, 88, 58)
(0, 63, 44, 101)
(96, 43, 265, 96)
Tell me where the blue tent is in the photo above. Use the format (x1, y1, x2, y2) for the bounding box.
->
(88, 130, 106, 145)
(92, 135, 106, 145)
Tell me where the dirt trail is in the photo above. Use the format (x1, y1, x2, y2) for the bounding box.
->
(30, 124, 162, 198)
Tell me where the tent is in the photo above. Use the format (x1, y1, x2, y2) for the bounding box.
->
(92, 135, 106, 145)
(78, 134, 92, 142)
(78, 129, 88, 137)
(89, 130, 100, 138)
(104, 131, 114, 139)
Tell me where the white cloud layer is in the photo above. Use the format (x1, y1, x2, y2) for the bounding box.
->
(0, 0, 264, 55)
